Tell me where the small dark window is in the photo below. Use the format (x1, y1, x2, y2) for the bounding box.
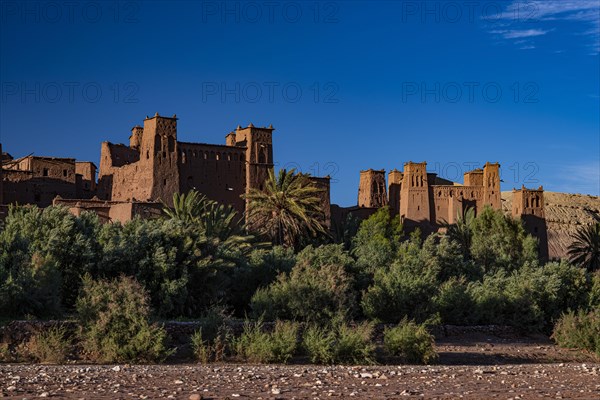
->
(163, 179, 167, 186)
(43, 168, 49, 177)
(63, 169, 67, 177)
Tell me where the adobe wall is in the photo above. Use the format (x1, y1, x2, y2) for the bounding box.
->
(400, 162, 431, 225)
(430, 185, 484, 224)
(54, 197, 163, 224)
(98, 114, 180, 205)
(464, 170, 484, 187)
(2, 157, 78, 207)
(308, 176, 332, 229)
(235, 125, 274, 194)
(358, 169, 387, 208)
(143, 115, 180, 206)
(512, 186, 548, 261)
(97, 141, 143, 200)
(483, 162, 501, 210)
(178, 142, 246, 214)
(388, 169, 403, 216)
(75, 161, 97, 198)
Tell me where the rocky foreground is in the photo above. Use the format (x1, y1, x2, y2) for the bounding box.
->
(1, 362, 599, 399)
(2, 334, 599, 400)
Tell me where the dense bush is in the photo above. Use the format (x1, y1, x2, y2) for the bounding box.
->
(361, 237, 438, 323)
(333, 322, 376, 365)
(0, 206, 100, 315)
(302, 321, 375, 365)
(383, 319, 438, 364)
(1, 197, 597, 347)
(552, 308, 600, 356)
(251, 244, 357, 323)
(229, 246, 296, 315)
(302, 325, 335, 364)
(469, 207, 538, 273)
(433, 278, 474, 325)
(23, 325, 72, 363)
(191, 325, 230, 363)
(233, 320, 299, 363)
(76, 275, 172, 363)
(589, 271, 600, 309)
(351, 207, 403, 285)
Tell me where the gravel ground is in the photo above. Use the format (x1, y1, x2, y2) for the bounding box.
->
(1, 335, 599, 399)
(1, 362, 599, 399)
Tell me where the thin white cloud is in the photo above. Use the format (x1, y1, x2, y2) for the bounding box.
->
(486, 0, 600, 54)
(551, 162, 600, 196)
(499, 1, 599, 21)
(503, 29, 552, 39)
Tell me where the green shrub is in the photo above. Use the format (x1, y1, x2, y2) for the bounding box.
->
(465, 261, 590, 332)
(191, 329, 211, 363)
(302, 325, 334, 364)
(24, 325, 72, 363)
(351, 207, 403, 282)
(251, 245, 357, 323)
(467, 270, 545, 331)
(384, 319, 438, 364)
(234, 320, 299, 364)
(361, 263, 437, 323)
(302, 321, 375, 365)
(191, 325, 231, 363)
(0, 206, 101, 312)
(589, 271, 600, 309)
(469, 206, 538, 273)
(333, 322, 376, 365)
(433, 278, 474, 325)
(229, 246, 296, 315)
(552, 309, 600, 356)
(76, 275, 172, 363)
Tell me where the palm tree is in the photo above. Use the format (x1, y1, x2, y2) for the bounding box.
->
(441, 207, 475, 259)
(198, 202, 256, 259)
(244, 168, 327, 248)
(163, 190, 212, 224)
(163, 190, 258, 260)
(568, 222, 600, 272)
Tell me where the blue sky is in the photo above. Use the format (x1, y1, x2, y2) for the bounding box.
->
(1, 0, 598, 205)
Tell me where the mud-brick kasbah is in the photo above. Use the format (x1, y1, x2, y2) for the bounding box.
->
(0, 112, 549, 259)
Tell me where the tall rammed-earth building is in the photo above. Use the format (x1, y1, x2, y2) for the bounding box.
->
(97, 113, 274, 214)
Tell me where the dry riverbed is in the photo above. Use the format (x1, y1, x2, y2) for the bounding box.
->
(1, 334, 599, 399)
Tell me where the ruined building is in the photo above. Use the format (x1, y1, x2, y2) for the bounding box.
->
(0, 150, 96, 208)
